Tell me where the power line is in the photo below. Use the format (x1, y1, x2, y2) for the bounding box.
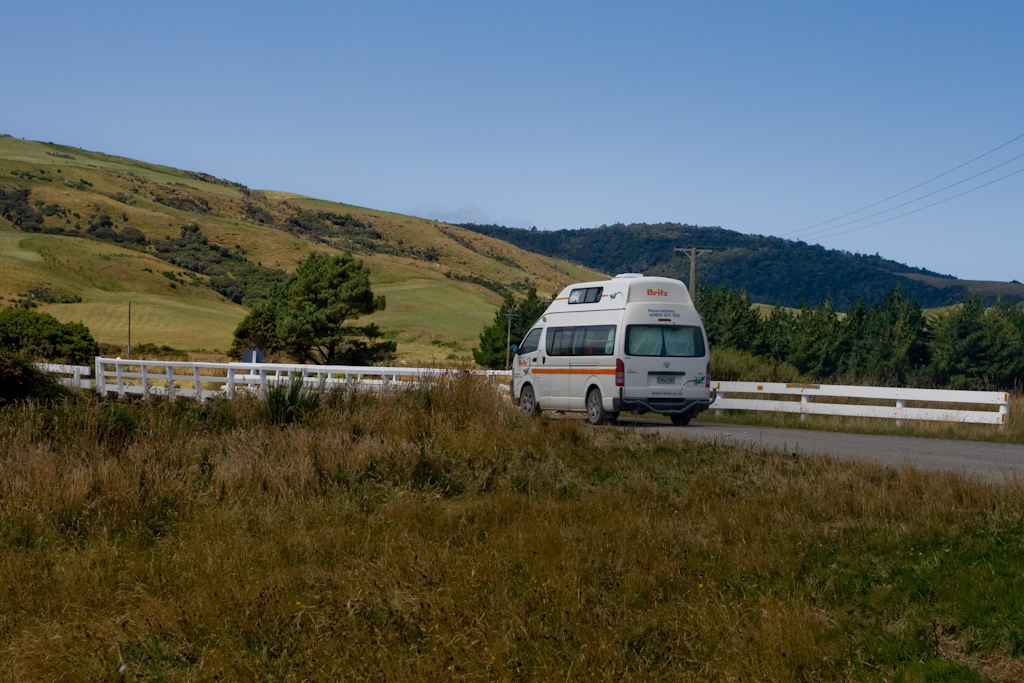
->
(783, 131, 1024, 238)
(794, 149, 1024, 241)
(817, 165, 1024, 241)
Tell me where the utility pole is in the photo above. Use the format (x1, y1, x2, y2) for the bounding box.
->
(674, 247, 712, 300)
(504, 307, 516, 371)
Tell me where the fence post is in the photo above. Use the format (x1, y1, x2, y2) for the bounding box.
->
(166, 364, 176, 399)
(193, 366, 202, 398)
(115, 360, 125, 397)
(95, 357, 105, 395)
(227, 368, 236, 397)
(800, 394, 810, 422)
(1000, 393, 1010, 429)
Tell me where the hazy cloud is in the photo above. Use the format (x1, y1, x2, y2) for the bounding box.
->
(411, 204, 492, 225)
(410, 204, 536, 229)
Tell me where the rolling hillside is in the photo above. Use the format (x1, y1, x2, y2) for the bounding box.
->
(0, 136, 601, 362)
(460, 223, 1024, 310)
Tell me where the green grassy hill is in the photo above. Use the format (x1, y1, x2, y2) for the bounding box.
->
(0, 136, 602, 363)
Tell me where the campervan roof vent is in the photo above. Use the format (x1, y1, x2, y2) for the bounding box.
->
(613, 273, 644, 279)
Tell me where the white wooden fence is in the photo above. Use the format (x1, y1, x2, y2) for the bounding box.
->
(88, 357, 509, 400)
(712, 381, 1010, 426)
(35, 359, 1011, 426)
(35, 363, 94, 390)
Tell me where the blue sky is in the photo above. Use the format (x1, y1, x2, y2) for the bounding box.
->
(6, 1, 1023, 282)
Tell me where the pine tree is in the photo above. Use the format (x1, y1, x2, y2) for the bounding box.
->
(472, 288, 549, 369)
(929, 293, 1024, 388)
(246, 252, 396, 365)
(696, 285, 762, 350)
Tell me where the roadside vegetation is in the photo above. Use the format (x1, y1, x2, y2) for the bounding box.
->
(698, 346, 1021, 445)
(2, 377, 1024, 681)
(698, 286, 1024, 392)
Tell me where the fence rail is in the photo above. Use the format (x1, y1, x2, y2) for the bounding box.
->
(33, 359, 1010, 426)
(91, 357, 509, 400)
(35, 363, 94, 390)
(712, 381, 1009, 426)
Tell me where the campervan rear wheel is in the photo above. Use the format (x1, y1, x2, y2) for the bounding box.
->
(519, 384, 537, 416)
(670, 413, 692, 426)
(586, 388, 608, 425)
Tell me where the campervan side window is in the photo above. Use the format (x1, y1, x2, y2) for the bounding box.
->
(568, 287, 603, 304)
(625, 325, 705, 358)
(546, 325, 615, 356)
(519, 328, 542, 355)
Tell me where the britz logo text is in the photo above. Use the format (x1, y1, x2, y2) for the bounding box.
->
(647, 288, 668, 296)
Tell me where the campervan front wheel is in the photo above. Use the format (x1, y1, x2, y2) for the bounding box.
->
(586, 388, 609, 425)
(519, 384, 537, 416)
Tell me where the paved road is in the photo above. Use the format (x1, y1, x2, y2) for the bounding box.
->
(619, 419, 1024, 484)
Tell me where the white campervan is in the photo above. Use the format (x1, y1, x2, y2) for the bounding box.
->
(510, 274, 714, 425)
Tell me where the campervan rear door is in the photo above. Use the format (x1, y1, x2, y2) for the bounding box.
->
(620, 304, 709, 403)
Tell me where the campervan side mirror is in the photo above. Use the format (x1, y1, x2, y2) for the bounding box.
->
(510, 344, 519, 354)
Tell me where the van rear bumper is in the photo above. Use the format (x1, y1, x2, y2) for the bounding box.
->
(613, 388, 716, 416)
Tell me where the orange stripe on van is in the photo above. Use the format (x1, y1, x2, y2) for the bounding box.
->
(530, 368, 616, 375)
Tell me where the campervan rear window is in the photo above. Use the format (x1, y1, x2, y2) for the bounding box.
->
(625, 325, 705, 357)
(568, 287, 603, 304)
(546, 325, 615, 356)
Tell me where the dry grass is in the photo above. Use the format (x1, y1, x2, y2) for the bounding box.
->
(2, 379, 1024, 680)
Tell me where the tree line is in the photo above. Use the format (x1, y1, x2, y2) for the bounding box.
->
(460, 222, 1023, 310)
(697, 286, 1024, 390)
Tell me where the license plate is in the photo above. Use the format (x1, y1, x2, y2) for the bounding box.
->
(656, 376, 676, 385)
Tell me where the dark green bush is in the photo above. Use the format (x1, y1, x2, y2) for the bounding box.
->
(0, 187, 44, 231)
(0, 309, 98, 365)
(0, 349, 69, 405)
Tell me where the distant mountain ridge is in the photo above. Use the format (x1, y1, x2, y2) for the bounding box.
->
(460, 222, 1024, 310)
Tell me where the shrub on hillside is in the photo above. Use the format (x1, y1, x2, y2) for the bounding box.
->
(0, 309, 98, 365)
(130, 342, 188, 360)
(153, 194, 210, 214)
(0, 187, 44, 231)
(154, 224, 287, 305)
